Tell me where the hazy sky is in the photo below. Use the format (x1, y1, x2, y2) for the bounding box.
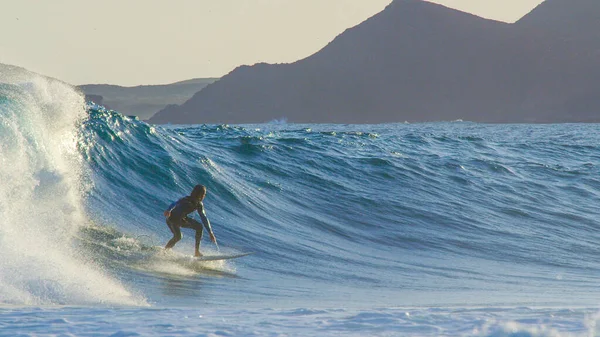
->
(1, 0, 544, 86)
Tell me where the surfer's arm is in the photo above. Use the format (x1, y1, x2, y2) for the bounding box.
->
(198, 204, 216, 243)
(163, 200, 178, 217)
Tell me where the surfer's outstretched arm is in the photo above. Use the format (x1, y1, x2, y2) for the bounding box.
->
(198, 203, 216, 244)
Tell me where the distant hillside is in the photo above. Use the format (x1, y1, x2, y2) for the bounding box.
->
(516, 0, 600, 40)
(149, 0, 600, 124)
(511, 0, 600, 122)
(79, 78, 218, 120)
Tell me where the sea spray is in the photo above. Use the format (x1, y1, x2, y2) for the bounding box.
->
(0, 64, 146, 306)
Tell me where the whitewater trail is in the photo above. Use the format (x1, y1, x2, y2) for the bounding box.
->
(0, 65, 146, 306)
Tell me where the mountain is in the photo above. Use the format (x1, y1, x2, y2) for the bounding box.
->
(512, 0, 600, 122)
(79, 78, 218, 120)
(149, 0, 600, 124)
(516, 0, 600, 39)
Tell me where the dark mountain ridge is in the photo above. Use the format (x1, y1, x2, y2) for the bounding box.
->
(150, 0, 600, 124)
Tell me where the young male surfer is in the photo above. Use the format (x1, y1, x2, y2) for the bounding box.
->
(163, 184, 217, 257)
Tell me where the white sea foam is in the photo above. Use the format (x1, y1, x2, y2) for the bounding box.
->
(130, 247, 235, 277)
(0, 64, 146, 306)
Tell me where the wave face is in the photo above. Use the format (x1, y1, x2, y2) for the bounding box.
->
(3, 65, 600, 309)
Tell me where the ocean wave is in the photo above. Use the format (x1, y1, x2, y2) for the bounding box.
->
(3, 64, 600, 308)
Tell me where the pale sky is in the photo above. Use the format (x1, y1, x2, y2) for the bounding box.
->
(0, 0, 544, 86)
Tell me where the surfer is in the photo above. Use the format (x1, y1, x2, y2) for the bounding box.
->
(163, 184, 217, 257)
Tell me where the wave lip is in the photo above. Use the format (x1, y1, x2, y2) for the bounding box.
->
(0, 64, 146, 306)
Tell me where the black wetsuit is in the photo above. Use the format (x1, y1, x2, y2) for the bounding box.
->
(165, 196, 214, 243)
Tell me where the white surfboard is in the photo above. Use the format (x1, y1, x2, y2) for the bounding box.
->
(195, 252, 253, 261)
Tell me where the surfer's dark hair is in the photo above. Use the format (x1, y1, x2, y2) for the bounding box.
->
(191, 184, 207, 199)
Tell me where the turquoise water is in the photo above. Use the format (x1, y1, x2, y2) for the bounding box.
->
(2, 64, 600, 336)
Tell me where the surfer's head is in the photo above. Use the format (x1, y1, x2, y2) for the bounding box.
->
(191, 184, 207, 201)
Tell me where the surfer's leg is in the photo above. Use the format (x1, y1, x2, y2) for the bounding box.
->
(181, 218, 203, 256)
(194, 225, 204, 256)
(164, 219, 182, 249)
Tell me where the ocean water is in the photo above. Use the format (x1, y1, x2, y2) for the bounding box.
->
(2, 65, 600, 336)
